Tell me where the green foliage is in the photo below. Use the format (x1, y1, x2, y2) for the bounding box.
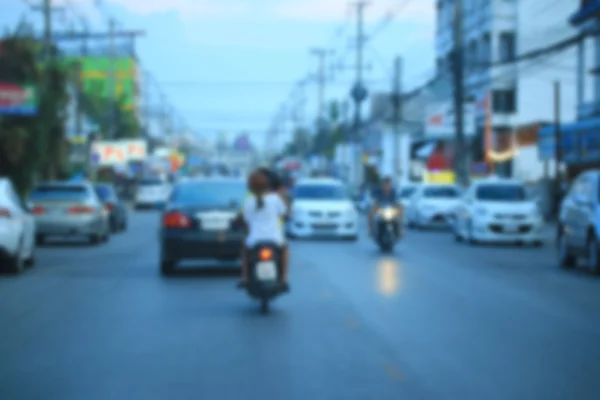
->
(0, 34, 69, 195)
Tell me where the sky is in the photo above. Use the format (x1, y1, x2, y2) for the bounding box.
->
(2, 0, 436, 150)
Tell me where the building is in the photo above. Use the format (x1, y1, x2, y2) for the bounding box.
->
(538, 0, 600, 179)
(436, 0, 519, 172)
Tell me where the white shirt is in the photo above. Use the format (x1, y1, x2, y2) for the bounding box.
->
(243, 193, 287, 247)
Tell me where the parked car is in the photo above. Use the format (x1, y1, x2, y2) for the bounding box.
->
(29, 181, 110, 245)
(159, 177, 247, 275)
(0, 178, 36, 273)
(453, 177, 544, 246)
(405, 184, 462, 229)
(94, 183, 128, 232)
(134, 177, 171, 209)
(286, 178, 358, 240)
(398, 184, 419, 208)
(557, 169, 600, 274)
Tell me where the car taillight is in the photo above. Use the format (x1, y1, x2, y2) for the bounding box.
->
(31, 206, 45, 215)
(258, 248, 273, 261)
(163, 212, 191, 228)
(105, 203, 115, 212)
(68, 206, 95, 214)
(0, 208, 11, 218)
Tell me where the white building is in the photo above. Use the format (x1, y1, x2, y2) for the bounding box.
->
(517, 0, 577, 125)
(436, 0, 578, 180)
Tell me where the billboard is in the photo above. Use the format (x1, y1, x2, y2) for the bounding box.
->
(0, 82, 38, 115)
(424, 102, 475, 139)
(63, 56, 138, 111)
(90, 139, 147, 166)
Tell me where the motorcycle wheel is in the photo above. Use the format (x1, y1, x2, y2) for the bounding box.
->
(260, 299, 270, 314)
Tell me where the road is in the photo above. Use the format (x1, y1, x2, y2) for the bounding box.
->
(1, 211, 600, 400)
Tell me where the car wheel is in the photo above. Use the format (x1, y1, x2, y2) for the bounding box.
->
(89, 234, 101, 245)
(35, 234, 46, 245)
(6, 240, 25, 274)
(467, 221, 477, 245)
(586, 234, 600, 275)
(25, 243, 35, 267)
(161, 260, 176, 275)
(558, 232, 575, 269)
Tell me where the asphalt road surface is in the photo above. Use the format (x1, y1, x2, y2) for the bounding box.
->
(1, 212, 600, 400)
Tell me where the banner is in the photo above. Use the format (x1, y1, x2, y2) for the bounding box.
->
(0, 82, 38, 115)
(62, 56, 138, 111)
(90, 139, 147, 166)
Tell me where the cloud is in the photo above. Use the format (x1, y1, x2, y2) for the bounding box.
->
(102, 0, 249, 18)
(272, 0, 435, 24)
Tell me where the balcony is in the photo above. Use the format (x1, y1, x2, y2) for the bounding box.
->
(577, 101, 600, 120)
(570, 0, 600, 25)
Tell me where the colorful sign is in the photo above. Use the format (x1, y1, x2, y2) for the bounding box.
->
(0, 83, 38, 115)
(90, 139, 147, 166)
(62, 56, 138, 111)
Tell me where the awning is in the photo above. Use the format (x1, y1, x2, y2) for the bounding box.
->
(569, 0, 600, 25)
(538, 116, 600, 163)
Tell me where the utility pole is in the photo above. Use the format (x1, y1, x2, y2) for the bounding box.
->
(350, 1, 369, 187)
(310, 48, 330, 124)
(108, 18, 117, 139)
(553, 81, 562, 215)
(392, 56, 403, 184)
(452, 0, 468, 187)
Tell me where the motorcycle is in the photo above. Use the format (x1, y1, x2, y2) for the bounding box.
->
(374, 206, 402, 252)
(246, 241, 286, 313)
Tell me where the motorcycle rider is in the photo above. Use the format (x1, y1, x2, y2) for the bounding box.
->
(238, 169, 290, 291)
(369, 176, 403, 238)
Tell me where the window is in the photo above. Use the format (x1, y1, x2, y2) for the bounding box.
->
(171, 181, 246, 208)
(492, 89, 516, 113)
(481, 33, 491, 63)
(293, 185, 349, 200)
(423, 186, 460, 198)
(475, 184, 526, 201)
(399, 187, 417, 198)
(30, 185, 88, 201)
(499, 32, 516, 62)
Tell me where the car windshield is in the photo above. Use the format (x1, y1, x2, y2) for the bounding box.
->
(140, 179, 163, 186)
(94, 185, 117, 201)
(423, 186, 460, 198)
(171, 181, 246, 208)
(399, 187, 417, 198)
(476, 184, 526, 201)
(294, 184, 348, 200)
(30, 185, 88, 201)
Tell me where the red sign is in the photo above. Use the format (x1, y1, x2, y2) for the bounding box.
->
(0, 83, 27, 106)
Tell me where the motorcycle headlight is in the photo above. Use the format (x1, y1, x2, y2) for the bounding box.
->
(378, 208, 398, 219)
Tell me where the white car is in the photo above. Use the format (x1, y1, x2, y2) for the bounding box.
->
(405, 184, 462, 228)
(398, 184, 420, 208)
(134, 178, 172, 209)
(453, 178, 544, 245)
(287, 178, 359, 240)
(0, 178, 36, 273)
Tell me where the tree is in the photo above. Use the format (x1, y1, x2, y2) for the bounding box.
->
(0, 33, 69, 195)
(310, 100, 347, 157)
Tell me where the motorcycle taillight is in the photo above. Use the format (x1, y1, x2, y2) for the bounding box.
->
(258, 248, 273, 261)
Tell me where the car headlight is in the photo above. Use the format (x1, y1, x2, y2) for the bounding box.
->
(292, 209, 305, 219)
(474, 206, 488, 216)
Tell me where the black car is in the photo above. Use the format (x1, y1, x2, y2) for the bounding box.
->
(160, 177, 247, 275)
(94, 183, 128, 232)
